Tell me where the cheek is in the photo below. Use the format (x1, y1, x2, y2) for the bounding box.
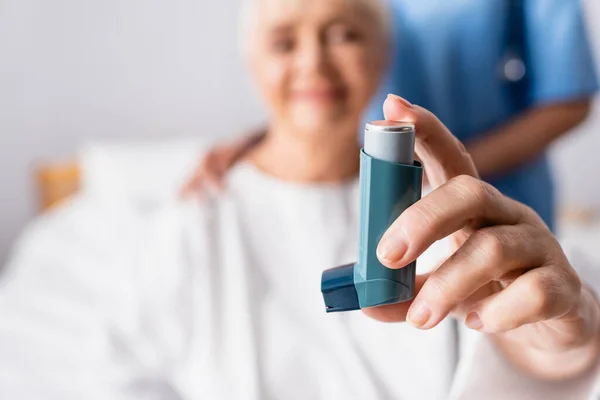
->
(333, 47, 384, 104)
(253, 57, 291, 107)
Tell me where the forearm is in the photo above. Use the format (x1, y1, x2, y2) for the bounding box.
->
(493, 286, 600, 381)
(467, 100, 591, 178)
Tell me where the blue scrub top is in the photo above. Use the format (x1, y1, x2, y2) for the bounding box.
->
(369, 0, 599, 231)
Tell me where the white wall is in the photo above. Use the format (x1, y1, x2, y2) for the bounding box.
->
(550, 0, 600, 208)
(0, 0, 265, 262)
(0, 0, 598, 264)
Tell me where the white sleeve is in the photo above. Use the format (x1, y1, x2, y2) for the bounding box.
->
(448, 244, 600, 400)
(449, 329, 598, 400)
(566, 246, 600, 298)
(0, 197, 156, 400)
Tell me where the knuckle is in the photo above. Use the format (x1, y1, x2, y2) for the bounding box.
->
(469, 230, 506, 269)
(540, 235, 560, 264)
(520, 204, 537, 220)
(523, 275, 558, 318)
(450, 175, 491, 205)
(407, 201, 441, 231)
(541, 237, 582, 294)
(520, 203, 547, 226)
(555, 264, 582, 300)
(450, 174, 477, 192)
(425, 274, 454, 302)
(455, 177, 506, 222)
(566, 267, 582, 294)
(480, 231, 505, 261)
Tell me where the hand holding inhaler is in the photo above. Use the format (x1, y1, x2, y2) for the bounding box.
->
(322, 95, 600, 377)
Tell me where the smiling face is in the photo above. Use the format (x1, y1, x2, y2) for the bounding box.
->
(245, 0, 388, 137)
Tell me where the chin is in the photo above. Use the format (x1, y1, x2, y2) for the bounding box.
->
(292, 117, 343, 133)
(291, 108, 347, 131)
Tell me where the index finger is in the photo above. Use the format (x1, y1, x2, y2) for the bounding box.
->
(383, 94, 479, 188)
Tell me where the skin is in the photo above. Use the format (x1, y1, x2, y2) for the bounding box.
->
(368, 95, 600, 381)
(183, 0, 600, 384)
(182, 0, 387, 192)
(182, 98, 592, 192)
(468, 99, 592, 179)
(240, 0, 387, 183)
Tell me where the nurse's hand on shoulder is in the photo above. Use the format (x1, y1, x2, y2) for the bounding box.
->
(181, 130, 266, 198)
(366, 94, 600, 379)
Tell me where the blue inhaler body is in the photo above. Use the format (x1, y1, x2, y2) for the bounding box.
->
(321, 121, 423, 312)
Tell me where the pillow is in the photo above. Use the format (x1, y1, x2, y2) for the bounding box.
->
(78, 138, 213, 210)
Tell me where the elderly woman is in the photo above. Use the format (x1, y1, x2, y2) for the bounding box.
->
(0, 0, 599, 399)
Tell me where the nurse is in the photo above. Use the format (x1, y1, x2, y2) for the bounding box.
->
(374, 0, 598, 231)
(185, 0, 598, 232)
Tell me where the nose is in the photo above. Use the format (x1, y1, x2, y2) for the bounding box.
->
(294, 34, 331, 77)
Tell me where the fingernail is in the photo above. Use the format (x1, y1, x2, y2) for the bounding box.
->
(376, 235, 408, 265)
(465, 312, 483, 330)
(407, 300, 431, 328)
(387, 94, 413, 108)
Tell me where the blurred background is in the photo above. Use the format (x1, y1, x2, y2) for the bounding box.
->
(0, 0, 598, 264)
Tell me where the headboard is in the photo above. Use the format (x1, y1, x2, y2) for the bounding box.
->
(35, 162, 80, 212)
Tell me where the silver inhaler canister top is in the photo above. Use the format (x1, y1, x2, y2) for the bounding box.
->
(364, 121, 415, 165)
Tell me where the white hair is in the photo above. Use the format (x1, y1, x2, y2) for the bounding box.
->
(238, 0, 391, 56)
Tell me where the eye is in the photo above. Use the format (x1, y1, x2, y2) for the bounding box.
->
(327, 25, 362, 45)
(270, 36, 295, 54)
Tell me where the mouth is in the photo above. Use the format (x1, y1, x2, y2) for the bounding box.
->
(291, 88, 346, 103)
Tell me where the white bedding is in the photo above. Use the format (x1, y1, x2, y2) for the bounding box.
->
(0, 143, 598, 399)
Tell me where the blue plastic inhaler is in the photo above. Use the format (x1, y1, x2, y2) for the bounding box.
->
(321, 121, 423, 312)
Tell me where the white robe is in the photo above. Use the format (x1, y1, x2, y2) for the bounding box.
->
(0, 163, 597, 400)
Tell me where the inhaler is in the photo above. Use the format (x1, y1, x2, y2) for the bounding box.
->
(321, 121, 423, 312)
